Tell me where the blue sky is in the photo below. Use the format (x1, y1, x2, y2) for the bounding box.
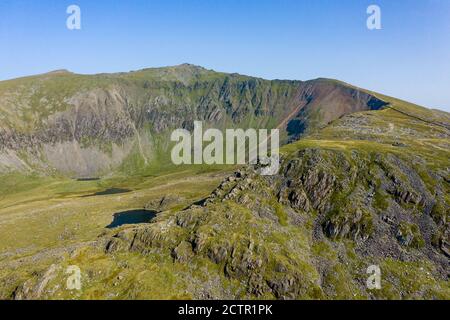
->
(1, 0, 449, 111)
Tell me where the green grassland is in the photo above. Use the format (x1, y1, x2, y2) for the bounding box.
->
(0, 164, 234, 299)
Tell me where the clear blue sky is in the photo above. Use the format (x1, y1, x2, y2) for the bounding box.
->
(1, 0, 449, 111)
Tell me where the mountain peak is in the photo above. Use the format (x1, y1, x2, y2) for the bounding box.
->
(45, 69, 72, 75)
(176, 63, 206, 69)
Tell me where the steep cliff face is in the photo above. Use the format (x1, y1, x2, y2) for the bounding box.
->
(0, 64, 387, 176)
(102, 106, 449, 299)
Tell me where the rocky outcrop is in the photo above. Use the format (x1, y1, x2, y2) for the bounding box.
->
(104, 147, 448, 298)
(144, 195, 185, 212)
(102, 104, 449, 299)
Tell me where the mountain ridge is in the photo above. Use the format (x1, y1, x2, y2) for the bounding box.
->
(2, 64, 438, 177)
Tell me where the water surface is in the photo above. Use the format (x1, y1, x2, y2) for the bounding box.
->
(106, 209, 157, 228)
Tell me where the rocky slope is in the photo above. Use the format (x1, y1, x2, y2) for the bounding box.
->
(97, 105, 449, 299)
(0, 64, 387, 177)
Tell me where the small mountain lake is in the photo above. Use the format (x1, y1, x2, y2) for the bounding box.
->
(106, 209, 157, 228)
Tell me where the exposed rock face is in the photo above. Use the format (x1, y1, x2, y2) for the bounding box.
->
(0, 65, 387, 176)
(144, 195, 185, 212)
(285, 79, 388, 140)
(12, 264, 60, 300)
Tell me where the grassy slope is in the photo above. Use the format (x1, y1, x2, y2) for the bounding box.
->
(0, 164, 235, 298)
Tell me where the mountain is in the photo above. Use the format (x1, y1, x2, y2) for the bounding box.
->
(0, 65, 448, 300)
(0, 64, 389, 177)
